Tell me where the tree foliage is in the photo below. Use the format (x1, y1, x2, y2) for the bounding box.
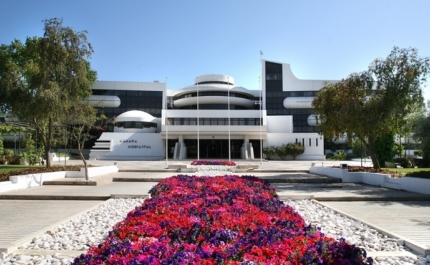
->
(262, 146, 276, 160)
(413, 103, 430, 166)
(62, 103, 105, 180)
(374, 133, 395, 167)
(263, 143, 305, 160)
(0, 18, 97, 167)
(313, 47, 429, 169)
(275, 144, 288, 160)
(285, 143, 305, 160)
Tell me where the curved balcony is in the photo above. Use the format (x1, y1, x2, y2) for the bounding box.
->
(173, 96, 254, 109)
(89, 95, 121, 108)
(283, 97, 314, 109)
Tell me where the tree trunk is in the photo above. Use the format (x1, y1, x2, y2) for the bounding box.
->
(45, 120, 53, 168)
(76, 130, 89, 181)
(365, 135, 381, 169)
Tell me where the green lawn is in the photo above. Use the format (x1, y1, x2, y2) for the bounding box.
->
(382, 168, 430, 173)
(0, 165, 42, 174)
(382, 167, 430, 178)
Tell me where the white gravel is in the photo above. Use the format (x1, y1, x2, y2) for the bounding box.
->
(0, 198, 429, 265)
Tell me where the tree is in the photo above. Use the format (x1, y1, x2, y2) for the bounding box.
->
(0, 18, 96, 167)
(374, 133, 395, 167)
(412, 102, 430, 166)
(313, 47, 429, 169)
(21, 134, 43, 165)
(62, 103, 105, 180)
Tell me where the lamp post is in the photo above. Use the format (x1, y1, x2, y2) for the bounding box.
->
(165, 77, 168, 167)
(259, 51, 263, 164)
(259, 76, 263, 165)
(197, 77, 200, 161)
(228, 76, 231, 161)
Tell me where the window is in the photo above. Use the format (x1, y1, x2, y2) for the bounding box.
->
(309, 138, 312, 147)
(316, 138, 318, 146)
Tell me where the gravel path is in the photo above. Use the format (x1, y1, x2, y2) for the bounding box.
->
(0, 198, 429, 265)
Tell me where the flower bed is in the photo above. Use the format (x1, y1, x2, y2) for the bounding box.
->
(72, 175, 372, 264)
(333, 166, 404, 178)
(189, 160, 238, 176)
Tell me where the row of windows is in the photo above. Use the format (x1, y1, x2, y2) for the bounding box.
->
(178, 104, 248, 110)
(119, 96, 162, 103)
(174, 92, 254, 101)
(293, 126, 319, 133)
(92, 90, 162, 97)
(195, 81, 234, 86)
(167, 118, 262, 126)
(115, 121, 158, 129)
(99, 108, 162, 116)
(266, 91, 318, 97)
(93, 89, 163, 118)
(266, 74, 282, 80)
(112, 101, 162, 108)
(295, 138, 320, 147)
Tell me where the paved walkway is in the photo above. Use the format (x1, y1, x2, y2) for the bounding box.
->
(0, 159, 429, 257)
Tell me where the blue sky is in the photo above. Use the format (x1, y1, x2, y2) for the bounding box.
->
(2, 0, 430, 102)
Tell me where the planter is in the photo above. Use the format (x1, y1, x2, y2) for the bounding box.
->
(310, 166, 430, 195)
(188, 165, 237, 176)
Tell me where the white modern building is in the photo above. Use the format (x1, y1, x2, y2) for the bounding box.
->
(88, 60, 337, 161)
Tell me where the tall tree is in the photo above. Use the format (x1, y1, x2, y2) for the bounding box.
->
(413, 102, 430, 166)
(312, 47, 429, 169)
(0, 18, 96, 167)
(62, 102, 105, 180)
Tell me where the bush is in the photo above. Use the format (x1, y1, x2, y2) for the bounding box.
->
(414, 150, 423, 157)
(274, 144, 288, 160)
(286, 143, 305, 160)
(262, 146, 276, 160)
(331, 151, 347, 160)
(405, 170, 430, 179)
(326, 153, 334, 159)
(396, 156, 415, 168)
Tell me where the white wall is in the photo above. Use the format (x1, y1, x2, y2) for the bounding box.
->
(90, 132, 164, 160)
(266, 132, 324, 160)
(282, 64, 337, 91)
(267, 116, 292, 133)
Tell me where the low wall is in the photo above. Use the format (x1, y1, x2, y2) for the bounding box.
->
(0, 165, 118, 193)
(66, 165, 118, 178)
(6, 171, 67, 192)
(310, 166, 430, 195)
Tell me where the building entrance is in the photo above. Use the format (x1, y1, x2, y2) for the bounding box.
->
(184, 139, 243, 159)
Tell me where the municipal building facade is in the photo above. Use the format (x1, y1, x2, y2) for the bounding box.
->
(88, 60, 336, 161)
